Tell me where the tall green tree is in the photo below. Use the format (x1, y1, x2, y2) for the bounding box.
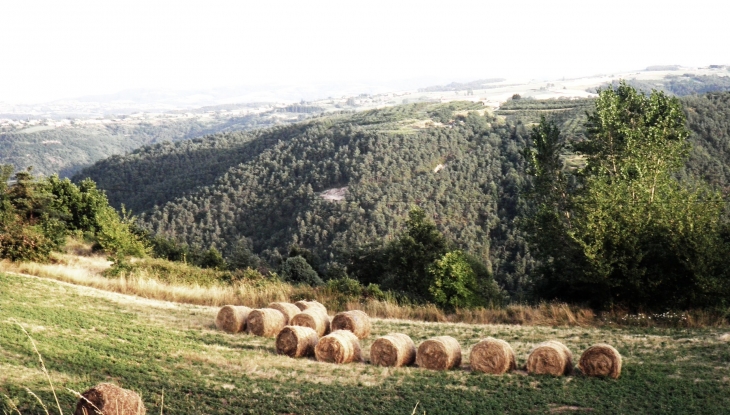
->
(525, 82, 730, 309)
(385, 207, 448, 299)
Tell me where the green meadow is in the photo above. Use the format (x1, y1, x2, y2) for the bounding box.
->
(1, 272, 728, 414)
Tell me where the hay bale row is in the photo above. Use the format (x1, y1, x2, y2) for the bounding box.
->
(268, 302, 301, 324)
(74, 383, 146, 415)
(276, 325, 319, 358)
(371, 333, 416, 367)
(291, 308, 330, 337)
(216, 306, 621, 378)
(315, 330, 362, 363)
(331, 310, 371, 339)
(416, 336, 462, 370)
(215, 305, 252, 333)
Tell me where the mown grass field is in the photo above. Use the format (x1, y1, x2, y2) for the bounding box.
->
(1, 272, 729, 414)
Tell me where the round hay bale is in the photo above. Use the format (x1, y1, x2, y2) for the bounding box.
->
(370, 333, 416, 367)
(578, 343, 622, 379)
(331, 310, 371, 339)
(276, 325, 319, 358)
(215, 305, 252, 333)
(247, 308, 286, 337)
(314, 330, 362, 364)
(469, 337, 517, 374)
(74, 383, 146, 415)
(526, 341, 573, 376)
(416, 336, 462, 370)
(294, 300, 327, 314)
(291, 308, 331, 337)
(267, 302, 301, 324)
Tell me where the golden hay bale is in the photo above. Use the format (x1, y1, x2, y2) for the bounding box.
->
(314, 330, 362, 364)
(267, 302, 301, 324)
(469, 337, 517, 374)
(416, 336, 462, 370)
(294, 300, 327, 314)
(74, 383, 146, 415)
(370, 333, 416, 367)
(276, 325, 319, 358)
(526, 340, 573, 376)
(247, 308, 286, 337)
(290, 308, 331, 337)
(578, 343, 622, 379)
(215, 305, 252, 333)
(331, 310, 371, 339)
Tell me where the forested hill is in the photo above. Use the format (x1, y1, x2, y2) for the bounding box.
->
(74, 94, 730, 294)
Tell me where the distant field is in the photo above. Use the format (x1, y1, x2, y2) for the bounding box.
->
(1, 272, 729, 414)
(16, 125, 55, 134)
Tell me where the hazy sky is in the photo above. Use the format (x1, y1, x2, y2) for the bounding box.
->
(1, 0, 728, 103)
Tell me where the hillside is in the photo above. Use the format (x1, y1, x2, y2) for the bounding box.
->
(0, 107, 317, 177)
(74, 94, 730, 297)
(2, 271, 729, 414)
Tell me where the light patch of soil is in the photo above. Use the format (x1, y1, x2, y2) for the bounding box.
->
(319, 186, 347, 202)
(549, 405, 594, 413)
(408, 119, 444, 129)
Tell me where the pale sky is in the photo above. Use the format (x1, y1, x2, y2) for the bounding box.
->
(1, 0, 728, 103)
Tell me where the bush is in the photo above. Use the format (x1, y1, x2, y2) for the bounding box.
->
(326, 277, 363, 297)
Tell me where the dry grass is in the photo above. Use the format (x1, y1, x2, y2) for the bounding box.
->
(0, 246, 726, 329)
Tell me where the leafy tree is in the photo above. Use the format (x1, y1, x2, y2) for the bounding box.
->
(227, 238, 261, 270)
(385, 207, 448, 299)
(93, 205, 149, 258)
(525, 82, 730, 308)
(280, 256, 323, 286)
(428, 250, 483, 309)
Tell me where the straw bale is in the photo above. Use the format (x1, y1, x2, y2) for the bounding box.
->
(331, 310, 371, 339)
(74, 383, 146, 415)
(469, 337, 517, 374)
(370, 333, 416, 367)
(526, 340, 573, 376)
(267, 302, 301, 324)
(578, 343, 622, 379)
(276, 325, 319, 358)
(294, 300, 327, 314)
(291, 308, 331, 337)
(416, 336, 462, 370)
(215, 305, 251, 333)
(247, 308, 286, 337)
(314, 330, 362, 364)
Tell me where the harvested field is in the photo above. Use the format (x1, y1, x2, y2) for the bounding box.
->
(2, 272, 729, 414)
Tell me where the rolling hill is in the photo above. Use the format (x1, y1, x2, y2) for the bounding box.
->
(73, 94, 730, 296)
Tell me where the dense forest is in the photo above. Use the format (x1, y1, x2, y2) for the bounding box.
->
(73, 91, 730, 305)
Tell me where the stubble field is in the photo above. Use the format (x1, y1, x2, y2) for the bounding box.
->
(1, 272, 729, 414)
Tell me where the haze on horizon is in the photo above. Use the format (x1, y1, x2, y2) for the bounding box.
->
(1, 0, 728, 104)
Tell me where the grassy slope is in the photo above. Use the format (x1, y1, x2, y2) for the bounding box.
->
(1, 272, 729, 415)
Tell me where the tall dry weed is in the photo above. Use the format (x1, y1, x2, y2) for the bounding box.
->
(1, 249, 726, 328)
